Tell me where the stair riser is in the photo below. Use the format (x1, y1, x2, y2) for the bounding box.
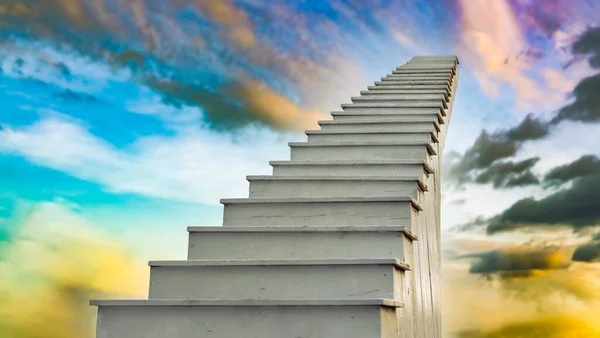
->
(188, 231, 406, 260)
(375, 81, 449, 86)
(290, 145, 431, 161)
(319, 123, 435, 133)
(382, 76, 450, 82)
(148, 264, 402, 300)
(272, 163, 427, 178)
(223, 201, 417, 226)
(340, 107, 442, 115)
(396, 64, 456, 69)
(331, 114, 440, 124)
(95, 306, 397, 338)
(368, 85, 449, 91)
(307, 133, 432, 143)
(353, 94, 445, 100)
(361, 90, 448, 96)
(249, 180, 422, 199)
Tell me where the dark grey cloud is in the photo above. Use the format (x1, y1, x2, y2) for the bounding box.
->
(572, 241, 600, 262)
(487, 174, 600, 234)
(552, 27, 600, 124)
(474, 157, 540, 189)
(449, 131, 519, 183)
(572, 26, 600, 68)
(448, 114, 549, 186)
(505, 114, 550, 141)
(467, 245, 570, 279)
(544, 155, 600, 187)
(145, 78, 267, 131)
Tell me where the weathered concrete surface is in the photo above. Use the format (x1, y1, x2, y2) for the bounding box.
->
(91, 55, 459, 338)
(306, 130, 435, 143)
(93, 300, 403, 338)
(221, 197, 420, 227)
(187, 226, 415, 260)
(147, 259, 407, 300)
(247, 175, 425, 199)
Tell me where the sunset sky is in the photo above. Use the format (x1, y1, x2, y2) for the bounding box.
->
(1, 1, 600, 337)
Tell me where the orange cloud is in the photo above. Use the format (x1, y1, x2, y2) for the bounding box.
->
(458, 0, 571, 110)
(194, 0, 257, 49)
(229, 80, 327, 131)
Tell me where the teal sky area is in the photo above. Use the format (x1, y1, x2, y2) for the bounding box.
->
(0, 0, 599, 263)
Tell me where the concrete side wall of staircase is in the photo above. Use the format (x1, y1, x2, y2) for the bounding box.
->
(90, 55, 459, 338)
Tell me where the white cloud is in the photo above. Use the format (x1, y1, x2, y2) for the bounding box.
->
(0, 113, 303, 205)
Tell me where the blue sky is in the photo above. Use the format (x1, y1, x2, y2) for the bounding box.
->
(1, 0, 600, 337)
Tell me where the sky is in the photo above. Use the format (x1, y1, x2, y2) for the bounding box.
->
(0, 0, 599, 337)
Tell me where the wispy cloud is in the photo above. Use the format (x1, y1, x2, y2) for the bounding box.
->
(0, 113, 299, 205)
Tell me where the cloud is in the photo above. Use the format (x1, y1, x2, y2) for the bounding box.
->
(504, 114, 551, 141)
(442, 235, 600, 336)
(454, 317, 600, 338)
(487, 174, 600, 234)
(466, 244, 571, 279)
(448, 114, 550, 185)
(457, 0, 573, 109)
(552, 27, 600, 124)
(572, 241, 600, 263)
(0, 113, 298, 205)
(0, 200, 147, 338)
(474, 157, 540, 189)
(544, 154, 600, 187)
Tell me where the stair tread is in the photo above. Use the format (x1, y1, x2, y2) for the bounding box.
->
(148, 258, 409, 269)
(187, 225, 419, 240)
(305, 129, 434, 134)
(247, 175, 427, 192)
(220, 196, 423, 212)
(319, 117, 439, 123)
(91, 298, 404, 307)
(268, 160, 434, 174)
(247, 175, 421, 180)
(288, 141, 437, 156)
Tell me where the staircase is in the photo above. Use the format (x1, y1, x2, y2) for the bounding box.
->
(91, 55, 459, 338)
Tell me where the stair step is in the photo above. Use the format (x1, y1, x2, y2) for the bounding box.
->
(405, 61, 457, 67)
(337, 109, 445, 122)
(318, 118, 440, 133)
(247, 175, 426, 199)
(383, 74, 451, 79)
(187, 225, 416, 260)
(220, 197, 421, 227)
(353, 93, 447, 102)
(389, 69, 453, 74)
(332, 112, 444, 125)
(367, 85, 451, 95)
(269, 160, 433, 178)
(383, 75, 452, 82)
(147, 258, 408, 300)
(393, 67, 456, 75)
(306, 130, 437, 144)
(289, 141, 436, 162)
(344, 100, 448, 110)
(359, 91, 450, 102)
(374, 81, 450, 88)
(92, 299, 403, 338)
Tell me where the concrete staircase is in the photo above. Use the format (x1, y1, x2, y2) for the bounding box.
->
(91, 55, 459, 338)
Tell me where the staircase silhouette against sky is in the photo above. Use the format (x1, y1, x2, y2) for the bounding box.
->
(91, 55, 459, 338)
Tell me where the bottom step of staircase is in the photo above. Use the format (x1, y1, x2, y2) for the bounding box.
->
(92, 299, 403, 338)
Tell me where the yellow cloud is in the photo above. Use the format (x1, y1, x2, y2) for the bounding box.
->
(443, 236, 600, 337)
(0, 201, 148, 338)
